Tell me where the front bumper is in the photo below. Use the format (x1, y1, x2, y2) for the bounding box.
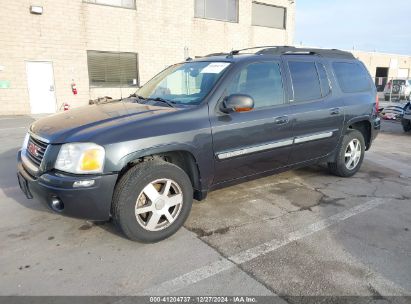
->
(17, 151, 118, 221)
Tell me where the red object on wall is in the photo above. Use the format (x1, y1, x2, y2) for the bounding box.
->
(63, 103, 70, 111)
(71, 82, 78, 95)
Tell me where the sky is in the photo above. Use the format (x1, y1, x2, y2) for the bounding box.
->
(295, 0, 411, 55)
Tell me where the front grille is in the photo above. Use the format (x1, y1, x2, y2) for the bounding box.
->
(26, 136, 48, 167)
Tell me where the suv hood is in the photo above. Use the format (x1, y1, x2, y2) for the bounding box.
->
(30, 102, 178, 143)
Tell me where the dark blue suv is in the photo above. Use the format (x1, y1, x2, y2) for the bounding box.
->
(17, 46, 381, 242)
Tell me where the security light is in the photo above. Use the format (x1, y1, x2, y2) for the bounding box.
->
(30, 5, 43, 15)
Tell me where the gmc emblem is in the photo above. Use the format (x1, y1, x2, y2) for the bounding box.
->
(28, 142, 40, 157)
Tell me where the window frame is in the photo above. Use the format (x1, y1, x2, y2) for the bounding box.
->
(83, 0, 136, 10)
(194, 0, 239, 23)
(251, 1, 287, 30)
(87, 50, 139, 88)
(225, 60, 286, 110)
(286, 59, 324, 103)
(316, 62, 332, 98)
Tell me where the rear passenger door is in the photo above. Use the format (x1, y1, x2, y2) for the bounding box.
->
(284, 56, 344, 164)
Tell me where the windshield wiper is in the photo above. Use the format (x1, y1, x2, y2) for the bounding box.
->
(126, 93, 147, 104)
(146, 97, 176, 108)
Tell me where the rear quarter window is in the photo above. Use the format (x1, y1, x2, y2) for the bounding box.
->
(332, 62, 371, 93)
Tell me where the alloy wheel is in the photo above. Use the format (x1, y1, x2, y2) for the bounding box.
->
(344, 139, 362, 170)
(135, 178, 183, 231)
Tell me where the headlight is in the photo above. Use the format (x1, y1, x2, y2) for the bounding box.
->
(55, 143, 105, 174)
(22, 133, 30, 150)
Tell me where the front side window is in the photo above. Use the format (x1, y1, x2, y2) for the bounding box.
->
(333, 62, 371, 93)
(87, 51, 138, 88)
(252, 2, 286, 29)
(228, 62, 285, 108)
(84, 0, 135, 9)
(195, 0, 238, 22)
(288, 61, 322, 102)
(137, 62, 231, 105)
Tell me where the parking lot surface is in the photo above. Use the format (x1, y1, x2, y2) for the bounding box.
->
(0, 116, 410, 300)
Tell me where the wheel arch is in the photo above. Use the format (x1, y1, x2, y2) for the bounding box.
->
(345, 117, 372, 150)
(117, 145, 206, 200)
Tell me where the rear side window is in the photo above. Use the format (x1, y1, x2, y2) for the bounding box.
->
(333, 62, 371, 93)
(288, 61, 322, 102)
(228, 61, 284, 108)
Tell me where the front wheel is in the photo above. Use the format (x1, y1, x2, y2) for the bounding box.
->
(328, 130, 365, 177)
(112, 159, 193, 243)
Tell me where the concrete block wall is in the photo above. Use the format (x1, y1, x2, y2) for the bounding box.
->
(0, 0, 295, 115)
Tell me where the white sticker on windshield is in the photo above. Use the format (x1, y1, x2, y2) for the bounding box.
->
(200, 62, 230, 74)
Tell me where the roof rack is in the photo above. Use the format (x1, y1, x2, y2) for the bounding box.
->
(203, 46, 355, 59)
(212, 46, 355, 59)
(255, 46, 355, 59)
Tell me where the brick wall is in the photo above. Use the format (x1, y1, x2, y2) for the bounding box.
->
(0, 0, 295, 115)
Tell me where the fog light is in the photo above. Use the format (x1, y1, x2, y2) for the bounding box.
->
(50, 197, 64, 212)
(73, 180, 95, 188)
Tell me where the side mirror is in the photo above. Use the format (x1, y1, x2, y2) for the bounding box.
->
(222, 94, 255, 113)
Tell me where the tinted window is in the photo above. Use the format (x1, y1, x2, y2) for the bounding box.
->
(288, 61, 322, 102)
(195, 0, 238, 22)
(317, 63, 331, 97)
(228, 62, 284, 108)
(333, 62, 371, 93)
(252, 2, 286, 29)
(84, 0, 135, 9)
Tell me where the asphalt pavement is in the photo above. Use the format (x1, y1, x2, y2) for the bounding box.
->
(0, 116, 410, 302)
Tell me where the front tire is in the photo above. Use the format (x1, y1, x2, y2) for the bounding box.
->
(112, 159, 193, 243)
(328, 130, 365, 177)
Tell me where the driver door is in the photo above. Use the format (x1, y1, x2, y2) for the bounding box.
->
(210, 60, 293, 184)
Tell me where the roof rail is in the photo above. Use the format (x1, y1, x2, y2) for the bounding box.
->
(229, 46, 293, 56)
(204, 46, 355, 59)
(204, 52, 230, 57)
(255, 46, 355, 59)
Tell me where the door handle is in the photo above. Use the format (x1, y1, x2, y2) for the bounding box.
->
(330, 108, 340, 115)
(274, 116, 289, 125)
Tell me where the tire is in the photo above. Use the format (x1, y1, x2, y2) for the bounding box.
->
(402, 119, 411, 132)
(112, 159, 193, 243)
(328, 130, 365, 177)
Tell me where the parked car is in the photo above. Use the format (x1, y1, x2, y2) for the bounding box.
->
(383, 79, 411, 101)
(17, 46, 380, 243)
(401, 102, 411, 132)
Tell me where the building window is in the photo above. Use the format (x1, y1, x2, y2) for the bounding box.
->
(84, 0, 136, 9)
(195, 0, 239, 22)
(87, 51, 139, 88)
(252, 2, 286, 29)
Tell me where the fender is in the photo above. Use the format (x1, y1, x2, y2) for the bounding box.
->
(344, 115, 373, 131)
(116, 142, 214, 192)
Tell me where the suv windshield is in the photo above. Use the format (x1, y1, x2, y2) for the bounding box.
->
(136, 61, 231, 105)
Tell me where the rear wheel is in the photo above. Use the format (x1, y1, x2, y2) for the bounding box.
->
(402, 119, 411, 132)
(328, 130, 365, 177)
(112, 159, 193, 243)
